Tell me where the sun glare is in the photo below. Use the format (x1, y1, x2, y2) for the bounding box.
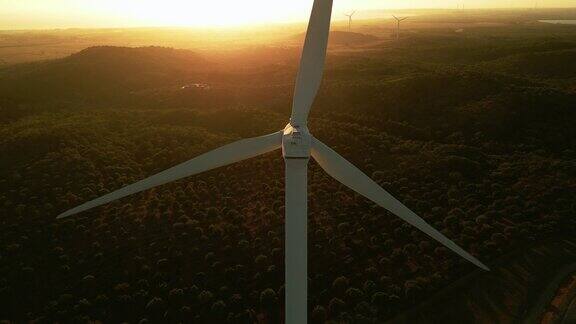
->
(74, 0, 576, 28)
(5, 0, 576, 30)
(92, 0, 315, 27)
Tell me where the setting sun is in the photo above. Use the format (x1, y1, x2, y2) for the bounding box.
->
(89, 0, 315, 27)
(3, 0, 576, 29)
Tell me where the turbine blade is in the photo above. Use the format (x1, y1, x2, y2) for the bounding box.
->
(290, 0, 333, 126)
(57, 131, 283, 219)
(284, 158, 309, 324)
(310, 137, 490, 271)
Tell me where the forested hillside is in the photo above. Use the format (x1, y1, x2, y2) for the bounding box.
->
(1, 16, 575, 323)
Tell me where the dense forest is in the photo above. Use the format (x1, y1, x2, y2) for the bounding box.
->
(1, 14, 576, 323)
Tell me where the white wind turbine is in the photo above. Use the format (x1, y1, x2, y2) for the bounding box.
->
(57, 0, 489, 323)
(344, 10, 356, 31)
(393, 15, 409, 40)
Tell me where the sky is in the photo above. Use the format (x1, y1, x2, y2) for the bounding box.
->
(1, 0, 576, 29)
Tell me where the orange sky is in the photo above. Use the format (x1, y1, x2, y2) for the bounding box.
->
(1, 0, 576, 29)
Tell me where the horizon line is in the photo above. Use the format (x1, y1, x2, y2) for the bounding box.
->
(1, 7, 575, 32)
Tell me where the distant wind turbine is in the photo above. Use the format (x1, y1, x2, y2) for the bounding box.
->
(344, 10, 356, 31)
(57, 1, 489, 323)
(393, 15, 409, 40)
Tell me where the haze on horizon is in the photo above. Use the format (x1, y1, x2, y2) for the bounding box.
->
(1, 0, 576, 30)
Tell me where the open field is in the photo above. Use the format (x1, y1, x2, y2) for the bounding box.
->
(0, 8, 575, 323)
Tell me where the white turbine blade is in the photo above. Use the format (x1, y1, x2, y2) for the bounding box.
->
(310, 137, 490, 271)
(57, 131, 283, 219)
(284, 158, 309, 324)
(290, 0, 333, 126)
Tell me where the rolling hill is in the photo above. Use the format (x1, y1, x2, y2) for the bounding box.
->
(0, 46, 208, 102)
(292, 31, 380, 46)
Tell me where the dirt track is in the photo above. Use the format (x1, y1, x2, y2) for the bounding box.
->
(536, 268, 576, 324)
(390, 239, 576, 324)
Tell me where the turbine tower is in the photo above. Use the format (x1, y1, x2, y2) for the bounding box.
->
(393, 15, 409, 40)
(344, 10, 356, 31)
(57, 1, 489, 323)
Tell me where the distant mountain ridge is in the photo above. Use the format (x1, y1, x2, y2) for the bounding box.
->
(68, 46, 203, 69)
(293, 31, 380, 46)
(0, 46, 206, 102)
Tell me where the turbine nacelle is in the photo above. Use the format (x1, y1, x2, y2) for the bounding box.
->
(283, 123, 311, 159)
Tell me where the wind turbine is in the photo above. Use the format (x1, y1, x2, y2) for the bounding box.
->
(393, 15, 409, 40)
(344, 10, 356, 32)
(56, 0, 489, 323)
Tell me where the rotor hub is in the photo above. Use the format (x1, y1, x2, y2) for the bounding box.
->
(282, 123, 311, 159)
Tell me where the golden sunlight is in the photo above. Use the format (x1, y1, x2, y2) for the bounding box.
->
(3, 0, 576, 29)
(88, 0, 315, 27)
